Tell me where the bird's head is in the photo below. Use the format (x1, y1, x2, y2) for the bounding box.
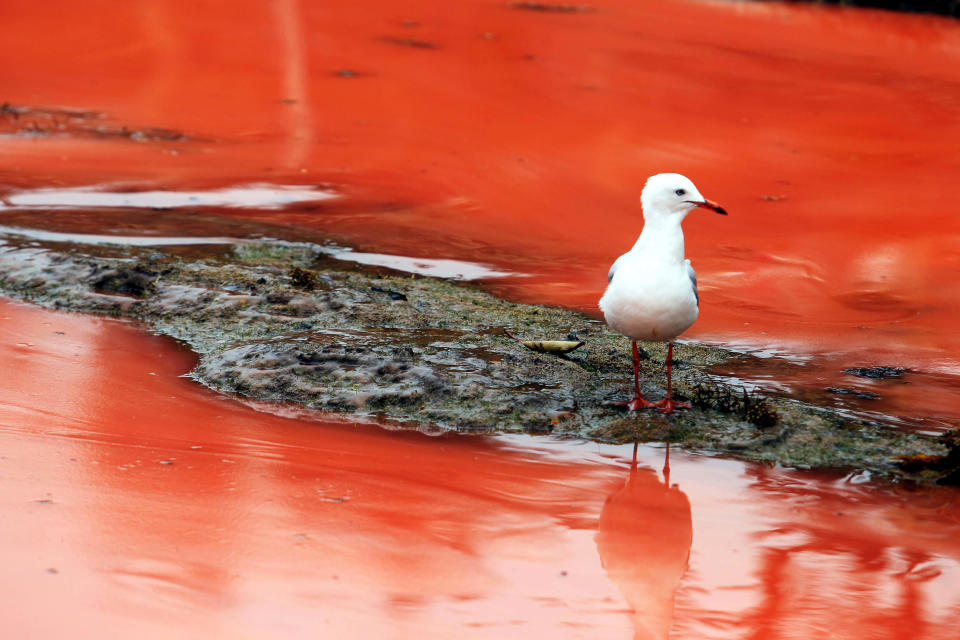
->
(640, 173, 727, 221)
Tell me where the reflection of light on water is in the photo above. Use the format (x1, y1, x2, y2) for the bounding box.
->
(705, 372, 794, 394)
(320, 247, 518, 280)
(0, 225, 515, 281)
(5, 285, 960, 640)
(1, 183, 337, 209)
(852, 245, 905, 286)
(687, 337, 816, 365)
(0, 226, 240, 246)
(274, 0, 312, 171)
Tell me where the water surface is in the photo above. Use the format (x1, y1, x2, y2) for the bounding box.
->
(2, 298, 960, 638)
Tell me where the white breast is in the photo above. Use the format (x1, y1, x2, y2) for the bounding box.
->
(599, 253, 698, 342)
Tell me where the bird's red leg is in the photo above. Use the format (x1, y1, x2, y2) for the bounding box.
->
(654, 342, 691, 413)
(617, 341, 655, 410)
(662, 442, 671, 487)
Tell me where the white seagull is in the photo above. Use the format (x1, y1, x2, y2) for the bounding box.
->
(599, 173, 726, 413)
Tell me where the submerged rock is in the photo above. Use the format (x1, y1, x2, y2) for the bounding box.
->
(843, 366, 906, 379)
(827, 387, 882, 400)
(0, 237, 950, 483)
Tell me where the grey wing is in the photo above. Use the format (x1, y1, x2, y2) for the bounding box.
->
(608, 253, 628, 283)
(685, 259, 699, 306)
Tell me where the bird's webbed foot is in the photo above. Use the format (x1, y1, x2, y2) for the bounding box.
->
(616, 395, 657, 411)
(652, 397, 691, 414)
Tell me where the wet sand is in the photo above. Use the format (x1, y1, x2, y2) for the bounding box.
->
(3, 297, 960, 638)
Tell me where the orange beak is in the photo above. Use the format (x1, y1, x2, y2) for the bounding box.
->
(688, 198, 727, 215)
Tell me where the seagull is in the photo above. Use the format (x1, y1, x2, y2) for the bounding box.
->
(599, 173, 726, 413)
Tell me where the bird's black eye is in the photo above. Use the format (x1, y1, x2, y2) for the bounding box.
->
(675, 189, 686, 196)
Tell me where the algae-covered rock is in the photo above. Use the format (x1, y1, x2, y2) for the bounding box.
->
(0, 237, 950, 483)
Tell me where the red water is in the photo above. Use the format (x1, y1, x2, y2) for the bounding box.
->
(2, 297, 960, 638)
(2, 0, 959, 427)
(3, 3, 960, 634)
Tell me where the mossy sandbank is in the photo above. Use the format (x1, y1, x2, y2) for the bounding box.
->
(0, 235, 955, 484)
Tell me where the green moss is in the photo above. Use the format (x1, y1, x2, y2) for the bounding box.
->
(234, 242, 313, 265)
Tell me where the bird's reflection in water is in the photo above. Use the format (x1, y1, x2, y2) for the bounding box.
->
(596, 444, 693, 640)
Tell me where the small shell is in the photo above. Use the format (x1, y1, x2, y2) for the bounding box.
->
(519, 340, 585, 354)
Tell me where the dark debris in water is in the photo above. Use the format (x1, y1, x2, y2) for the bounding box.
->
(827, 387, 881, 400)
(0, 101, 192, 143)
(380, 36, 438, 49)
(844, 366, 906, 379)
(507, 2, 594, 12)
(1, 102, 102, 120)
